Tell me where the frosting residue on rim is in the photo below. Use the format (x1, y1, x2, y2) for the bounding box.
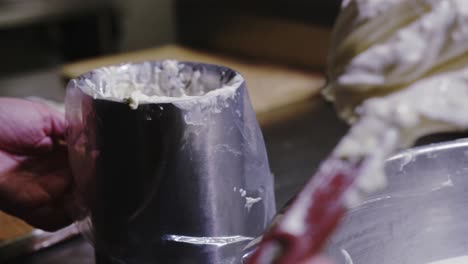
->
(74, 60, 244, 109)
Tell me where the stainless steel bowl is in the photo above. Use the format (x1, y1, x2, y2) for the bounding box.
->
(325, 139, 468, 264)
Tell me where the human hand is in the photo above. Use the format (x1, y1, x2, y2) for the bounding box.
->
(0, 98, 72, 231)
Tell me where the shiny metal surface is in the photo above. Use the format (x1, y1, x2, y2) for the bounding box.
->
(326, 139, 468, 264)
(65, 61, 276, 264)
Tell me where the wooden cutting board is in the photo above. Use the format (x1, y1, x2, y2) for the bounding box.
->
(0, 211, 32, 242)
(62, 45, 325, 118)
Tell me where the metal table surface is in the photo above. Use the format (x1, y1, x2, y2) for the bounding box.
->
(6, 99, 349, 264)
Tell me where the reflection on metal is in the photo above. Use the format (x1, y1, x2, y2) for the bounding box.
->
(341, 248, 354, 264)
(427, 255, 468, 264)
(163, 235, 253, 247)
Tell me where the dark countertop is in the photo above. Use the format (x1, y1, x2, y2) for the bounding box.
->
(6, 99, 349, 264)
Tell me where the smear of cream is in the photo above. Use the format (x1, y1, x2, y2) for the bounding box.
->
(427, 255, 468, 264)
(245, 197, 262, 212)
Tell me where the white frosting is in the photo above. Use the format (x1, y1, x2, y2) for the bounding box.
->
(76, 60, 243, 109)
(326, 0, 468, 121)
(325, 0, 468, 205)
(245, 197, 262, 212)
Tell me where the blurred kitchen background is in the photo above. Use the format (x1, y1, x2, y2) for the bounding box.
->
(0, 0, 341, 100)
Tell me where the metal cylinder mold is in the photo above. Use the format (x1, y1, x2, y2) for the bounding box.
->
(65, 61, 276, 264)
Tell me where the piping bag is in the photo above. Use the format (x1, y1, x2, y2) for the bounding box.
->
(246, 0, 468, 262)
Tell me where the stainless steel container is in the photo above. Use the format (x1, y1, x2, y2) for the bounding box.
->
(325, 139, 468, 264)
(65, 61, 276, 264)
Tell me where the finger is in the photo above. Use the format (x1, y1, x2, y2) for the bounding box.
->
(35, 156, 72, 200)
(21, 204, 73, 232)
(0, 170, 51, 212)
(31, 100, 68, 151)
(5, 155, 72, 206)
(0, 98, 67, 155)
(42, 103, 67, 141)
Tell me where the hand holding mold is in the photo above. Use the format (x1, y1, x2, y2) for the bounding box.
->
(0, 98, 72, 231)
